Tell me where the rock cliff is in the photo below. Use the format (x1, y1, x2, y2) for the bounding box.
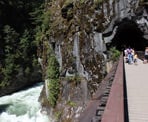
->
(38, 0, 148, 121)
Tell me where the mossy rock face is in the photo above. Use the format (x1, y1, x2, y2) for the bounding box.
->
(41, 0, 108, 102)
(39, 0, 122, 121)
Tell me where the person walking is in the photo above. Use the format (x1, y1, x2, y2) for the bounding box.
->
(133, 52, 138, 65)
(124, 48, 128, 63)
(144, 47, 148, 63)
(127, 47, 133, 64)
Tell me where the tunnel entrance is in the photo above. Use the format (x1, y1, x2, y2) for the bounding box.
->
(110, 18, 148, 51)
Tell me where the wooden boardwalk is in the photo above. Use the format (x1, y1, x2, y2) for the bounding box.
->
(125, 59, 148, 122)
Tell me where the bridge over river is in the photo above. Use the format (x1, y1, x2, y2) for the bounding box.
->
(79, 53, 148, 122)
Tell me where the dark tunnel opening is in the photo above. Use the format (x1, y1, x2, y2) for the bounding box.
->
(110, 18, 148, 51)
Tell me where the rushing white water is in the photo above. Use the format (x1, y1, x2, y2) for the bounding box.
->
(0, 83, 50, 122)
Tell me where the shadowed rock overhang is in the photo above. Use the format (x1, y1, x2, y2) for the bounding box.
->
(111, 18, 148, 50)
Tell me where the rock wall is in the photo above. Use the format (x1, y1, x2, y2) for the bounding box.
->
(39, 0, 148, 121)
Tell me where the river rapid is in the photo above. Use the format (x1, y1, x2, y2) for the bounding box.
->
(0, 83, 51, 122)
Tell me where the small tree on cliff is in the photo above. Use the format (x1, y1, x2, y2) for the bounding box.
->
(46, 50, 60, 107)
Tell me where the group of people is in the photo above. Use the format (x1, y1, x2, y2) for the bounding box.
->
(124, 47, 138, 64)
(124, 47, 148, 64)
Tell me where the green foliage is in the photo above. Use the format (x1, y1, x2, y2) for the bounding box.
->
(2, 52, 20, 82)
(54, 111, 62, 120)
(47, 56, 60, 79)
(0, 81, 9, 87)
(42, 10, 51, 32)
(30, 4, 44, 25)
(109, 47, 121, 61)
(30, 1, 59, 107)
(79, 0, 85, 3)
(67, 100, 76, 107)
(30, 4, 51, 45)
(46, 52, 60, 107)
(3, 25, 19, 41)
(32, 55, 38, 67)
(19, 30, 30, 50)
(1, 25, 20, 82)
(0, 0, 43, 87)
(2, 64, 20, 82)
(65, 0, 73, 6)
(66, 74, 81, 85)
(34, 29, 44, 45)
(48, 79, 60, 107)
(3, 25, 19, 53)
(25, 67, 31, 75)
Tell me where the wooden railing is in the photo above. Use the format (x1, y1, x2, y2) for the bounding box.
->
(101, 54, 124, 122)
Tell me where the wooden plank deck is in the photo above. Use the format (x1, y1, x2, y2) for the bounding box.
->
(125, 59, 148, 122)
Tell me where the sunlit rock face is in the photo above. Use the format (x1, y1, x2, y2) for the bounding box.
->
(110, 0, 148, 50)
(39, 0, 147, 121)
